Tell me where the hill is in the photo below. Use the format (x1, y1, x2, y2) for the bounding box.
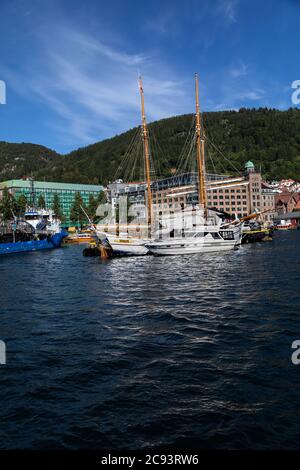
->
(0, 142, 60, 181)
(2, 108, 300, 184)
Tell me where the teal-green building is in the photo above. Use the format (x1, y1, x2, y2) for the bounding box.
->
(0, 179, 103, 225)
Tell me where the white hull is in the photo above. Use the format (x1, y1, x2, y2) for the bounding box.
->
(146, 238, 238, 255)
(146, 224, 242, 256)
(110, 240, 149, 255)
(97, 232, 149, 255)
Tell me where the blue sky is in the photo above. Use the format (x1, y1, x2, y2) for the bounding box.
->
(0, 0, 299, 153)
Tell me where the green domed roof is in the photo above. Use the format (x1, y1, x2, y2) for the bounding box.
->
(245, 160, 255, 169)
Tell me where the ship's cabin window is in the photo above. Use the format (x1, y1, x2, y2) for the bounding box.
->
(25, 215, 39, 220)
(182, 230, 196, 238)
(220, 230, 234, 240)
(211, 232, 222, 239)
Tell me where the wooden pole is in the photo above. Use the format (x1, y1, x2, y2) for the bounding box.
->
(139, 76, 152, 237)
(195, 74, 207, 217)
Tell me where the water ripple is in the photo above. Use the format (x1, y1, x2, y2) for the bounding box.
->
(0, 231, 300, 449)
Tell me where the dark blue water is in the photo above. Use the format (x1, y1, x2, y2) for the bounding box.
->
(1, 231, 300, 450)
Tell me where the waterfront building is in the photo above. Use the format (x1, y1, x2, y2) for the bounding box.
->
(275, 188, 299, 215)
(108, 162, 275, 223)
(274, 210, 300, 228)
(107, 173, 229, 219)
(261, 186, 277, 224)
(0, 179, 103, 225)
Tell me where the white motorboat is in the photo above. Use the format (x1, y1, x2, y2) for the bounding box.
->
(146, 207, 242, 255)
(146, 224, 241, 255)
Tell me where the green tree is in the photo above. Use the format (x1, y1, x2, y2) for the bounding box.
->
(17, 193, 28, 217)
(52, 193, 64, 221)
(70, 192, 86, 226)
(86, 194, 102, 221)
(86, 194, 98, 220)
(0, 187, 18, 221)
(38, 194, 46, 209)
(97, 190, 106, 205)
(93, 191, 107, 223)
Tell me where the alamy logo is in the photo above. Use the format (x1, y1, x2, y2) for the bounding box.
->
(0, 340, 6, 365)
(291, 340, 300, 365)
(0, 80, 6, 104)
(291, 80, 300, 105)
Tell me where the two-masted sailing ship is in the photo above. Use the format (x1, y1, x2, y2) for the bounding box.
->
(96, 74, 243, 256)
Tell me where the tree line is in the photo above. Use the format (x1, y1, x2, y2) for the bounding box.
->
(27, 108, 300, 183)
(2, 108, 300, 186)
(0, 187, 105, 225)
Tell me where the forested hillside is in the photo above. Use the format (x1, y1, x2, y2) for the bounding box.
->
(0, 142, 59, 181)
(2, 108, 300, 184)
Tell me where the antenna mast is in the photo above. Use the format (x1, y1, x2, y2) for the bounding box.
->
(29, 177, 36, 208)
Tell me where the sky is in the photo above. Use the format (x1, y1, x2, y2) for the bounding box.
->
(0, 0, 299, 153)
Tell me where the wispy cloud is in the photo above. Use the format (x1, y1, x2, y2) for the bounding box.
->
(230, 61, 249, 78)
(206, 61, 266, 110)
(1, 0, 290, 153)
(64, 30, 147, 66)
(240, 90, 265, 101)
(4, 15, 191, 151)
(218, 0, 239, 23)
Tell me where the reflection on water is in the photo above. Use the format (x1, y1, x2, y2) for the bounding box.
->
(0, 231, 300, 449)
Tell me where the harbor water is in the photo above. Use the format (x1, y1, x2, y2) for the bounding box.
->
(0, 230, 300, 449)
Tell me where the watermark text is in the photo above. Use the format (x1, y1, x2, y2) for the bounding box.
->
(291, 340, 300, 365)
(0, 340, 6, 365)
(0, 80, 6, 105)
(291, 80, 300, 105)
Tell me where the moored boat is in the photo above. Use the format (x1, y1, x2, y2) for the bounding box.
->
(145, 74, 243, 256)
(0, 231, 67, 255)
(96, 76, 152, 256)
(147, 225, 241, 255)
(104, 233, 149, 255)
(0, 207, 67, 255)
(64, 231, 96, 244)
(274, 221, 295, 230)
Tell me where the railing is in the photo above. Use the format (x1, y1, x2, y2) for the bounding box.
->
(0, 221, 34, 235)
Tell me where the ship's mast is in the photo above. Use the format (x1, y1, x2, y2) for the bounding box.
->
(195, 73, 207, 217)
(29, 177, 36, 208)
(139, 76, 152, 236)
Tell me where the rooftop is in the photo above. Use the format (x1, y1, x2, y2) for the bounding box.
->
(275, 211, 300, 220)
(0, 179, 103, 192)
(245, 160, 255, 169)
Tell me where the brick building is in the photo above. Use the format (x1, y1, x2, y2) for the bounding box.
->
(107, 161, 277, 224)
(152, 161, 274, 222)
